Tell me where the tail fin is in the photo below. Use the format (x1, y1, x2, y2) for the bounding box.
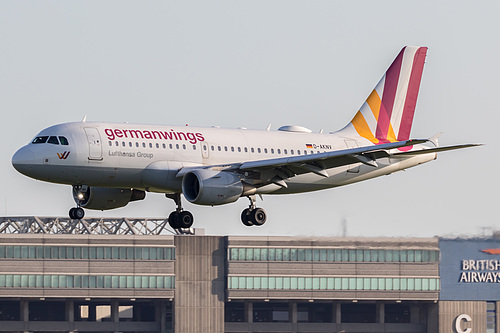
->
(339, 46, 427, 144)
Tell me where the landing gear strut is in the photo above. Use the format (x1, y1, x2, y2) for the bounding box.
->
(69, 185, 86, 219)
(166, 193, 194, 229)
(241, 195, 267, 226)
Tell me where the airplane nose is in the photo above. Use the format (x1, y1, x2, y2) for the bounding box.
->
(12, 147, 34, 174)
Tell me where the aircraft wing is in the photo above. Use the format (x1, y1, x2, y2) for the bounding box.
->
(176, 139, 429, 182)
(390, 143, 482, 156)
(238, 139, 428, 172)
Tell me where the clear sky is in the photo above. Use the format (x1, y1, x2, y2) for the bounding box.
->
(0, 1, 495, 237)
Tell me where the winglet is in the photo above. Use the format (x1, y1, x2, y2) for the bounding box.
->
(266, 124, 271, 131)
(428, 132, 443, 147)
(82, 115, 87, 123)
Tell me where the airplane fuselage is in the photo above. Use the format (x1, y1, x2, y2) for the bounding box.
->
(13, 121, 436, 195)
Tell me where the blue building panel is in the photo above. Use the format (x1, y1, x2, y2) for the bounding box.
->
(440, 239, 500, 301)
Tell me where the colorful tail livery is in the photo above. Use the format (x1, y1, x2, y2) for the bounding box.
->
(340, 46, 427, 146)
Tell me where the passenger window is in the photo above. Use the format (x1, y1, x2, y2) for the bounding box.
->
(271, 148, 274, 154)
(129, 142, 132, 147)
(48, 136, 59, 145)
(244, 147, 248, 153)
(257, 148, 261, 153)
(122, 142, 125, 147)
(218, 146, 221, 151)
(224, 146, 228, 152)
(115, 141, 119, 146)
(203, 145, 207, 151)
(169, 144, 173, 149)
(284, 149, 288, 154)
(136, 142, 139, 147)
(304, 150, 307, 155)
(193, 145, 196, 150)
(142, 143, 146, 148)
(231, 146, 234, 152)
(264, 148, 268, 153)
(291, 150, 294, 155)
(251, 148, 254, 153)
(176, 144, 179, 149)
(59, 136, 69, 145)
(108, 141, 112, 146)
(162, 144, 166, 149)
(297, 150, 301, 155)
(211, 146, 215, 151)
(149, 143, 153, 148)
(277, 149, 281, 154)
(238, 147, 241, 152)
(156, 143, 159, 148)
(183, 144, 186, 150)
(32, 136, 48, 144)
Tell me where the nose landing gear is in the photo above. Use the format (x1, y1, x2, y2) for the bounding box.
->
(166, 193, 194, 229)
(69, 207, 85, 220)
(241, 195, 267, 226)
(69, 185, 87, 219)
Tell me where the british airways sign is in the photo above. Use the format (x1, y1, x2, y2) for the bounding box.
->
(440, 239, 500, 300)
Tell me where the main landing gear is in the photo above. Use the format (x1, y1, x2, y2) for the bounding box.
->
(69, 185, 86, 219)
(241, 195, 267, 227)
(166, 193, 194, 229)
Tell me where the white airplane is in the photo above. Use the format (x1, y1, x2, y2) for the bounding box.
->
(12, 46, 478, 229)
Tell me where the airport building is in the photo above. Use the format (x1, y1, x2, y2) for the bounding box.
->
(0, 217, 497, 333)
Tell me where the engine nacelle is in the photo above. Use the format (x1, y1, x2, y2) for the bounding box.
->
(182, 169, 243, 205)
(73, 187, 146, 210)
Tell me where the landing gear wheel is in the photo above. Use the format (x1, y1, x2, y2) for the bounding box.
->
(250, 208, 267, 226)
(241, 208, 253, 226)
(168, 211, 180, 229)
(69, 207, 85, 220)
(166, 193, 195, 230)
(178, 211, 194, 228)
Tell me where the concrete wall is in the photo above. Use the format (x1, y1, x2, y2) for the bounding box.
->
(438, 301, 486, 333)
(174, 236, 225, 333)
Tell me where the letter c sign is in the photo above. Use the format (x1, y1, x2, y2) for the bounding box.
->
(454, 314, 472, 333)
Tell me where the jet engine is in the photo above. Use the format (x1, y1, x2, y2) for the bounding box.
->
(73, 187, 146, 210)
(182, 169, 243, 205)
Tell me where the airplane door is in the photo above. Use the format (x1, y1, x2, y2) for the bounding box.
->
(344, 139, 360, 173)
(200, 141, 210, 159)
(84, 127, 103, 160)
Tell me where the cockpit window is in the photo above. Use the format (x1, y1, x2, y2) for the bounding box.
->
(47, 136, 59, 145)
(59, 136, 69, 145)
(32, 136, 48, 144)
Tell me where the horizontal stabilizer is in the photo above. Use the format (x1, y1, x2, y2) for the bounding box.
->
(392, 144, 482, 156)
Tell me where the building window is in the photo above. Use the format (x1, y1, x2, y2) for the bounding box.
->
(0, 274, 175, 289)
(385, 304, 410, 323)
(227, 276, 439, 291)
(253, 302, 289, 322)
(297, 303, 333, 323)
(487, 301, 496, 333)
(341, 303, 376, 323)
(225, 302, 245, 322)
(227, 247, 439, 263)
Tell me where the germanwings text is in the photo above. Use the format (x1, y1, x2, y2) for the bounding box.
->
(104, 128, 205, 144)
